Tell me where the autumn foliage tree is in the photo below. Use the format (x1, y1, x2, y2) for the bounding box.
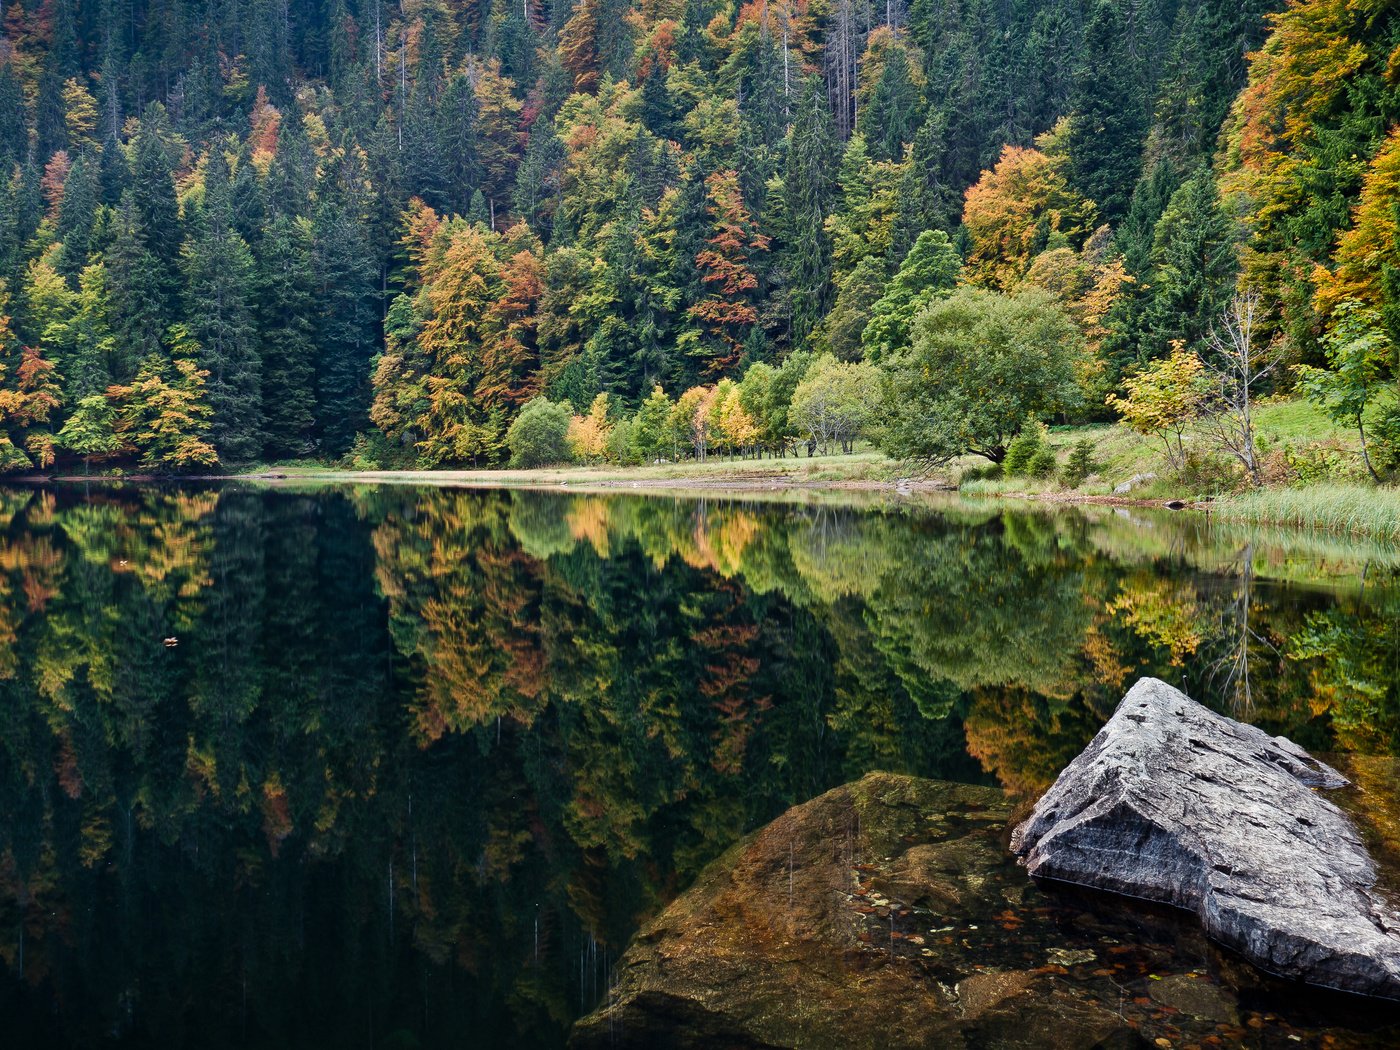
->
(110, 352, 219, 470)
(962, 128, 1095, 291)
(688, 170, 769, 376)
(1105, 344, 1209, 474)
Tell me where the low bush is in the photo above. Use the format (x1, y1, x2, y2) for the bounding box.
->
(1282, 439, 1358, 485)
(342, 431, 419, 471)
(959, 461, 1003, 485)
(1027, 445, 1058, 478)
(1060, 440, 1097, 488)
(1177, 450, 1242, 496)
(1003, 419, 1050, 476)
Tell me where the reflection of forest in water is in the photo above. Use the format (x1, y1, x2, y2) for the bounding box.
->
(1, 484, 1398, 1048)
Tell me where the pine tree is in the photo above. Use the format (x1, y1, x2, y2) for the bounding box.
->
(863, 228, 962, 360)
(63, 262, 117, 398)
(56, 150, 100, 278)
(1143, 167, 1238, 355)
(312, 201, 380, 454)
(126, 104, 183, 314)
(181, 150, 263, 463)
(1065, 2, 1149, 224)
(781, 78, 838, 348)
(858, 42, 920, 163)
(513, 119, 566, 240)
(437, 71, 481, 215)
(892, 110, 957, 255)
(256, 216, 319, 458)
(0, 63, 28, 167)
(105, 202, 170, 380)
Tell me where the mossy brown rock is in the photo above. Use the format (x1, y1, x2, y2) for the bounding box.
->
(569, 773, 1137, 1049)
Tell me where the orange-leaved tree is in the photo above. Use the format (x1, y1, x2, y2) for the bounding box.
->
(688, 170, 768, 376)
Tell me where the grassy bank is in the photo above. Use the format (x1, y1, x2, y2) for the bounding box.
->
(1210, 484, 1400, 542)
(246, 449, 910, 491)
(229, 399, 1400, 540)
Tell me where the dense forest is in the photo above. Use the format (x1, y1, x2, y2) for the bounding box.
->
(0, 0, 1395, 471)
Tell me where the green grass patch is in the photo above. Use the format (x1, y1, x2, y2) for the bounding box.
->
(1215, 483, 1400, 541)
(958, 476, 1060, 497)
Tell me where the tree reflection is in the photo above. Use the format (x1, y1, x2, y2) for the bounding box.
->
(0, 484, 1394, 1047)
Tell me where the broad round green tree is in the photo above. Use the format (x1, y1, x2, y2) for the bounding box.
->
(506, 397, 574, 468)
(879, 287, 1085, 465)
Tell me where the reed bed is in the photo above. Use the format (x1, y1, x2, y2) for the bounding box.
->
(1214, 484, 1400, 541)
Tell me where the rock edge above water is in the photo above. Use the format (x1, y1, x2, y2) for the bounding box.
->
(1011, 677, 1400, 1000)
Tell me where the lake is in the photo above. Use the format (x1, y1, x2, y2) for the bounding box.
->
(2, 483, 1399, 1047)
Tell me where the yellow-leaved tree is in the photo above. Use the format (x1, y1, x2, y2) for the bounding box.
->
(1105, 344, 1209, 475)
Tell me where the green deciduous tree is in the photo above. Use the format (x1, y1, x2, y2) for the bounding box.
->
(789, 354, 880, 454)
(506, 396, 574, 467)
(1297, 302, 1396, 481)
(56, 392, 121, 472)
(879, 288, 1084, 465)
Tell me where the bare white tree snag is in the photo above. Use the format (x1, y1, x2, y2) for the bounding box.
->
(1199, 290, 1281, 486)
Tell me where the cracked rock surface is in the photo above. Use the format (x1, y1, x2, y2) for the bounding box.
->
(1012, 677, 1400, 999)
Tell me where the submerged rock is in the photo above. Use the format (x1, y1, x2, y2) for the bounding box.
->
(1012, 677, 1400, 1000)
(571, 773, 1199, 1049)
(570, 769, 1400, 1047)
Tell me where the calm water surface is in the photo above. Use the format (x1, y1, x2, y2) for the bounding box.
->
(2, 484, 1399, 1047)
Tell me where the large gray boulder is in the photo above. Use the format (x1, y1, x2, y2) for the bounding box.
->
(1012, 677, 1400, 999)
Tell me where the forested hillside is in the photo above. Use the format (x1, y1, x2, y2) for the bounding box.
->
(0, 0, 1394, 472)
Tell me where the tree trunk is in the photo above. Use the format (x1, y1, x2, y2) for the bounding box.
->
(1360, 418, 1382, 482)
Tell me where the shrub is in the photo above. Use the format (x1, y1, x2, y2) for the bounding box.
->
(507, 398, 574, 468)
(1060, 440, 1097, 487)
(342, 431, 417, 471)
(959, 461, 1003, 485)
(1003, 419, 1049, 476)
(1372, 402, 1400, 477)
(1177, 450, 1241, 495)
(1027, 445, 1058, 478)
(1283, 440, 1357, 486)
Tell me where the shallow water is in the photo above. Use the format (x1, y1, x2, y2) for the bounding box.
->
(1, 483, 1398, 1047)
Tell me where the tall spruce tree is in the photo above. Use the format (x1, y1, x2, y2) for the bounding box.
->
(256, 216, 319, 458)
(858, 44, 921, 163)
(312, 201, 380, 454)
(182, 149, 263, 463)
(56, 151, 101, 279)
(1065, 2, 1149, 225)
(105, 202, 170, 379)
(782, 78, 839, 348)
(0, 63, 26, 167)
(127, 105, 183, 315)
(1143, 167, 1238, 355)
